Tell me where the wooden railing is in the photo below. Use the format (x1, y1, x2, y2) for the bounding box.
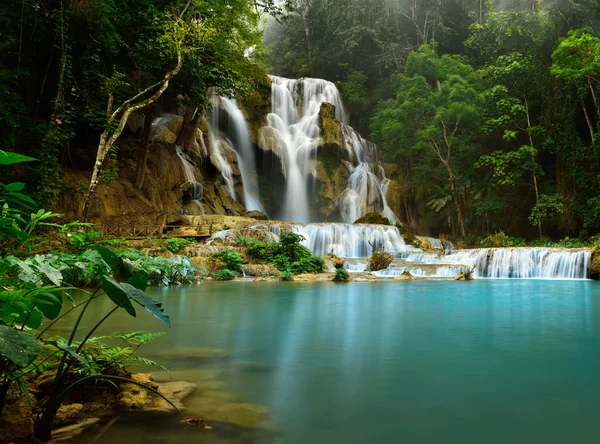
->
(99, 222, 213, 239)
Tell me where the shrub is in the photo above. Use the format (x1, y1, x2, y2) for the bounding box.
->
(208, 248, 243, 272)
(287, 256, 325, 274)
(478, 232, 526, 248)
(166, 238, 194, 253)
(213, 269, 236, 281)
(354, 213, 391, 225)
(333, 268, 350, 282)
(368, 251, 393, 271)
(238, 232, 324, 275)
(278, 232, 311, 262)
(280, 271, 294, 281)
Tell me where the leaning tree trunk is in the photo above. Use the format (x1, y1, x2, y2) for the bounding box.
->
(81, 54, 183, 221)
(525, 98, 542, 237)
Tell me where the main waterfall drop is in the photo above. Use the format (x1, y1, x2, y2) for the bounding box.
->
(264, 76, 398, 223)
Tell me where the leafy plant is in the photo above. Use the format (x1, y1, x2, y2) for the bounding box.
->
(208, 248, 243, 273)
(166, 238, 194, 253)
(213, 269, 236, 281)
(333, 268, 350, 282)
(280, 271, 294, 281)
(478, 232, 526, 248)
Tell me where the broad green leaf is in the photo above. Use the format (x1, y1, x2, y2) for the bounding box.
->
(92, 246, 120, 270)
(123, 282, 170, 327)
(101, 276, 137, 317)
(4, 182, 25, 192)
(0, 325, 41, 367)
(127, 271, 150, 291)
(0, 151, 37, 165)
(48, 341, 91, 369)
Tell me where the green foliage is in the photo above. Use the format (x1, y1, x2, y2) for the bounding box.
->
(333, 268, 350, 282)
(237, 233, 324, 275)
(354, 213, 391, 225)
(213, 269, 236, 281)
(478, 232, 526, 248)
(528, 194, 564, 227)
(280, 271, 294, 281)
(209, 248, 244, 273)
(166, 238, 195, 254)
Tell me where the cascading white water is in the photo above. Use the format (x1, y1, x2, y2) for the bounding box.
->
(336, 164, 399, 224)
(440, 248, 591, 279)
(267, 76, 346, 221)
(175, 146, 204, 212)
(219, 97, 266, 214)
(291, 223, 419, 257)
(208, 95, 238, 200)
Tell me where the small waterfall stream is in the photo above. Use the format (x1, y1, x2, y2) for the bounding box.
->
(208, 95, 238, 200)
(175, 146, 204, 212)
(220, 97, 266, 214)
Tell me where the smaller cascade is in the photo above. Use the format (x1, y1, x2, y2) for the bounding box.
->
(175, 146, 204, 213)
(292, 223, 419, 257)
(341, 124, 378, 163)
(208, 95, 238, 200)
(335, 164, 398, 224)
(220, 97, 266, 214)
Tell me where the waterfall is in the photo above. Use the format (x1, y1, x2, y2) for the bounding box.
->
(439, 248, 591, 279)
(291, 223, 419, 257)
(336, 164, 398, 224)
(265, 76, 399, 223)
(219, 97, 266, 214)
(175, 146, 204, 212)
(266, 76, 345, 221)
(208, 95, 238, 200)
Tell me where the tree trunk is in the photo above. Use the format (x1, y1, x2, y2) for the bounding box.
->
(82, 54, 183, 221)
(581, 99, 595, 141)
(135, 110, 154, 190)
(302, 13, 313, 76)
(524, 98, 542, 237)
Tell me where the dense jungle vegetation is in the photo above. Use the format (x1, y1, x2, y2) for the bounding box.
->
(266, 0, 600, 239)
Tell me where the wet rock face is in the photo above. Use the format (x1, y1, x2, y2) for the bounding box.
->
(591, 246, 600, 280)
(0, 394, 35, 442)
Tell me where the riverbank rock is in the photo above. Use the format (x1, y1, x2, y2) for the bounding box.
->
(118, 374, 197, 413)
(294, 274, 318, 282)
(242, 264, 280, 277)
(0, 394, 35, 442)
(54, 403, 85, 428)
(246, 210, 268, 220)
(591, 246, 600, 280)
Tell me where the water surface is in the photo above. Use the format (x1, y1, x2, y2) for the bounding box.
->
(67, 280, 600, 443)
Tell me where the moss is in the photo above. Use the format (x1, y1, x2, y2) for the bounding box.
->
(355, 213, 391, 225)
(319, 102, 342, 146)
(239, 73, 272, 143)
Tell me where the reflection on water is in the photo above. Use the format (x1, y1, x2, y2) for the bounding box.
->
(63, 281, 600, 444)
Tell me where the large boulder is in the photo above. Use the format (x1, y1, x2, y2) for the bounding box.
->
(0, 395, 35, 442)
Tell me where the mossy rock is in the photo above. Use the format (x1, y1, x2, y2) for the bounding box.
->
(239, 73, 272, 143)
(591, 246, 600, 280)
(354, 213, 391, 225)
(397, 222, 420, 247)
(319, 102, 342, 146)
